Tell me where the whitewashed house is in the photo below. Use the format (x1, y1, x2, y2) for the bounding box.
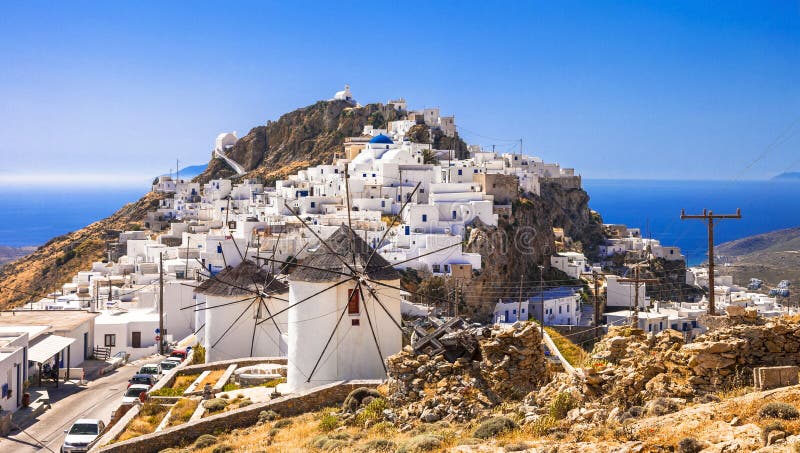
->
(493, 287, 581, 325)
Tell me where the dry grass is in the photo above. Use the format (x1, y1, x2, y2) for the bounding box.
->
(115, 403, 169, 442)
(171, 373, 200, 390)
(544, 327, 591, 366)
(166, 398, 199, 427)
(197, 369, 226, 388)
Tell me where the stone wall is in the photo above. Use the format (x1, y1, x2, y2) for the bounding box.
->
(150, 357, 286, 393)
(93, 380, 379, 453)
(581, 318, 800, 405)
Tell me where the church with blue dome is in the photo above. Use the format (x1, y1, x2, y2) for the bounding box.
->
(368, 134, 394, 145)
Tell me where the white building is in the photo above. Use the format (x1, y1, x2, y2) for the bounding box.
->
(605, 275, 649, 309)
(0, 331, 28, 413)
(605, 310, 669, 335)
(550, 252, 590, 279)
(493, 287, 581, 326)
(333, 84, 356, 105)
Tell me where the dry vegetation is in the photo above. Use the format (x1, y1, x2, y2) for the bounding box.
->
(171, 373, 201, 390)
(197, 369, 226, 388)
(166, 398, 199, 427)
(115, 403, 169, 442)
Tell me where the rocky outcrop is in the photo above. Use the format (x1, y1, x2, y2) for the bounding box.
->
(198, 101, 407, 183)
(386, 322, 547, 423)
(463, 183, 604, 321)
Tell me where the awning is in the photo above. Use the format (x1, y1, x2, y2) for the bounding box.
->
(28, 335, 75, 363)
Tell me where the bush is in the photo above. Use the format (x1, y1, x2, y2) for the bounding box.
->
(504, 442, 530, 452)
(549, 392, 576, 420)
(236, 398, 252, 408)
(308, 435, 350, 450)
(273, 419, 292, 429)
(678, 437, 703, 453)
(473, 416, 518, 439)
(398, 434, 443, 452)
(355, 398, 387, 426)
(258, 410, 279, 424)
(221, 382, 240, 392)
(150, 387, 186, 397)
(203, 398, 229, 413)
(342, 387, 382, 413)
(318, 413, 340, 432)
(191, 344, 205, 365)
(194, 434, 218, 449)
(211, 446, 232, 453)
(762, 421, 786, 444)
(760, 402, 800, 420)
(357, 439, 396, 452)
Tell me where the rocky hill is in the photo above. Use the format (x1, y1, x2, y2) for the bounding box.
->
(716, 227, 800, 289)
(0, 246, 36, 269)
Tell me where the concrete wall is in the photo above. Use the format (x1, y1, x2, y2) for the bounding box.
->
(95, 380, 380, 453)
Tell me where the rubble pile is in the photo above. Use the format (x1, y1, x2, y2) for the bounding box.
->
(577, 316, 800, 408)
(386, 321, 548, 423)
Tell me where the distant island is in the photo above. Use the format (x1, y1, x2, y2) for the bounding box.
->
(159, 164, 207, 179)
(772, 171, 800, 181)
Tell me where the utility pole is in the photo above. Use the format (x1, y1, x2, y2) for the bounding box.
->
(538, 265, 545, 336)
(680, 208, 742, 315)
(159, 252, 165, 355)
(617, 266, 658, 328)
(582, 271, 604, 334)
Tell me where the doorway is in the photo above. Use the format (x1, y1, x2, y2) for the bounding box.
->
(132, 332, 141, 348)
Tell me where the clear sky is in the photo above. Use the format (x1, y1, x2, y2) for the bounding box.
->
(1, 1, 798, 184)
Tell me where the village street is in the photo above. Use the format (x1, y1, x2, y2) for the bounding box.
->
(0, 356, 160, 453)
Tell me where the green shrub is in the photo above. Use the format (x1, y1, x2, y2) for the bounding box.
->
(258, 410, 279, 424)
(307, 435, 350, 450)
(193, 434, 217, 449)
(760, 402, 799, 420)
(473, 416, 518, 439)
(678, 437, 703, 453)
(211, 446, 232, 453)
(150, 387, 186, 397)
(237, 398, 252, 408)
(762, 421, 786, 444)
(318, 413, 340, 432)
(370, 421, 394, 435)
(273, 419, 292, 429)
(398, 434, 442, 452)
(203, 398, 229, 413)
(342, 387, 382, 413)
(357, 439, 396, 452)
(355, 398, 387, 425)
(191, 344, 205, 365)
(221, 382, 240, 392)
(262, 377, 286, 388)
(549, 392, 576, 420)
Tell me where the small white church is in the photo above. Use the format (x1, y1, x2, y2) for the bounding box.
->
(283, 225, 402, 393)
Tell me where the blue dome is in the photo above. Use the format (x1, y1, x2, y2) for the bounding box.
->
(369, 134, 394, 144)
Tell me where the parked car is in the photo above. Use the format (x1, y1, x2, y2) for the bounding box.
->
(128, 373, 157, 388)
(168, 348, 188, 362)
(159, 359, 180, 372)
(61, 418, 105, 453)
(122, 384, 149, 405)
(138, 364, 161, 378)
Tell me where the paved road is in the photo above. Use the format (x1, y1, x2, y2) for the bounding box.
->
(0, 357, 161, 453)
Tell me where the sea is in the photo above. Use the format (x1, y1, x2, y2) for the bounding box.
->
(0, 180, 798, 266)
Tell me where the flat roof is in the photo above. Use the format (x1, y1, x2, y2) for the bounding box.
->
(0, 310, 98, 334)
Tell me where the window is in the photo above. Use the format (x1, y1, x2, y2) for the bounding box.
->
(381, 200, 385, 207)
(310, 201, 316, 208)
(452, 211, 457, 220)
(474, 169, 478, 173)
(444, 264, 450, 273)
(512, 309, 517, 314)
(104, 334, 116, 347)
(422, 214, 427, 222)
(558, 306, 562, 314)
(347, 289, 360, 315)
(458, 169, 463, 176)
(419, 188, 424, 193)
(432, 264, 441, 273)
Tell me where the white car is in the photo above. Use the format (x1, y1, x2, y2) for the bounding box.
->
(62, 418, 105, 453)
(122, 384, 149, 405)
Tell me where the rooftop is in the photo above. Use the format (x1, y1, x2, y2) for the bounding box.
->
(0, 310, 99, 335)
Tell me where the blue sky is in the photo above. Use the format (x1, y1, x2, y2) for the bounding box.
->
(0, 1, 798, 184)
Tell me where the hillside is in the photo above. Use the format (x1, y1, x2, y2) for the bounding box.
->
(772, 172, 800, 181)
(717, 227, 800, 289)
(0, 246, 36, 268)
(0, 192, 164, 309)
